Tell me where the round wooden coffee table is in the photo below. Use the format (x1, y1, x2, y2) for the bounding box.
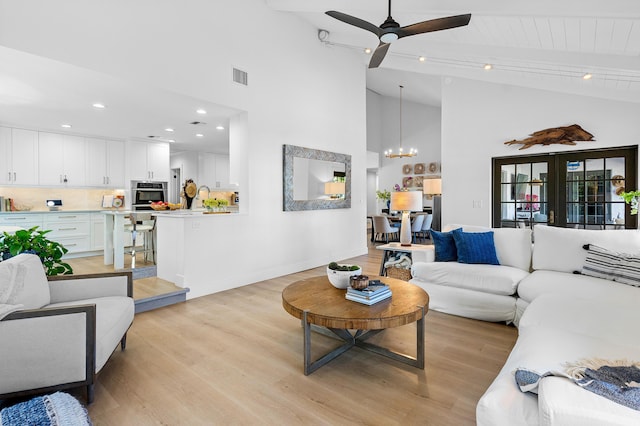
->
(282, 275, 429, 375)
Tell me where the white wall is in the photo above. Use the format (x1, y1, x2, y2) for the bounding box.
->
(366, 89, 442, 213)
(0, 0, 369, 296)
(441, 77, 640, 227)
(170, 151, 198, 184)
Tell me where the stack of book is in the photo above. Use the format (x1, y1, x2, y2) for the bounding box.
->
(346, 283, 392, 305)
(0, 197, 15, 212)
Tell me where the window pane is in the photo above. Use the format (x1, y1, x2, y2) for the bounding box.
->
(500, 165, 515, 183)
(567, 181, 585, 202)
(566, 160, 583, 180)
(501, 203, 515, 220)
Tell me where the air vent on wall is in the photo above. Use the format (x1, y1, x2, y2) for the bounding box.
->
(189, 121, 207, 126)
(233, 67, 248, 86)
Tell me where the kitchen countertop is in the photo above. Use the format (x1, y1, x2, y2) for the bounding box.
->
(0, 209, 121, 214)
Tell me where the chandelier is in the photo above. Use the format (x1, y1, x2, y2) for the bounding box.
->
(384, 85, 417, 159)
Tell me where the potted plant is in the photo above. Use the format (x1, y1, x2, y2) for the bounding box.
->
(326, 261, 362, 289)
(0, 226, 73, 276)
(620, 190, 640, 215)
(376, 189, 391, 211)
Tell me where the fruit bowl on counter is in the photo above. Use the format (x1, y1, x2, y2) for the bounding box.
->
(150, 202, 181, 211)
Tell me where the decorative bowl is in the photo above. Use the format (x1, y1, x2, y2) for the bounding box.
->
(326, 265, 362, 289)
(349, 275, 369, 290)
(150, 205, 168, 211)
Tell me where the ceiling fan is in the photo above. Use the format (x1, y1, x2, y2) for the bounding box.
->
(326, 0, 471, 68)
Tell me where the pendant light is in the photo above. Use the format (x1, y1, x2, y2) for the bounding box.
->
(384, 85, 417, 158)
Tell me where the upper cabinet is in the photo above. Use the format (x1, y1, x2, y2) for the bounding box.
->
(0, 127, 39, 185)
(38, 132, 86, 186)
(86, 138, 125, 187)
(198, 153, 230, 189)
(128, 141, 170, 182)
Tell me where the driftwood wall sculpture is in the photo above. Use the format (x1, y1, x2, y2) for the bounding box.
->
(504, 124, 595, 150)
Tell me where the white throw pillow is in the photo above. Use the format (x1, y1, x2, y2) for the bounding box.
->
(0, 254, 50, 309)
(533, 226, 640, 273)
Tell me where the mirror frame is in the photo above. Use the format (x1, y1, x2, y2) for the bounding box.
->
(283, 144, 351, 211)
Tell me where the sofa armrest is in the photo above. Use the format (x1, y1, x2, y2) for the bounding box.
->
(0, 305, 96, 397)
(411, 246, 435, 263)
(48, 272, 133, 303)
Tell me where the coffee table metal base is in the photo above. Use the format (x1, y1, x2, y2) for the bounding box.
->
(302, 307, 425, 375)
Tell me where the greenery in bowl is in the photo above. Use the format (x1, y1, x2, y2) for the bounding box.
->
(0, 226, 73, 276)
(203, 198, 230, 209)
(328, 261, 360, 271)
(620, 190, 640, 215)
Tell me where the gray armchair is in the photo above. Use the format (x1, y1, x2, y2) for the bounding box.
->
(0, 254, 134, 403)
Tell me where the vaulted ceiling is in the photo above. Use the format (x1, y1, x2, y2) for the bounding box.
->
(267, 0, 640, 106)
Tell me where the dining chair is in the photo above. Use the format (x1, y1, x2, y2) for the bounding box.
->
(372, 215, 399, 243)
(410, 214, 425, 243)
(419, 213, 433, 242)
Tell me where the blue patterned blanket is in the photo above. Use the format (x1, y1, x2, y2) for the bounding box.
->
(0, 392, 91, 426)
(515, 359, 640, 411)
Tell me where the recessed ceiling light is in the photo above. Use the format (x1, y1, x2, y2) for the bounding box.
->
(484, 64, 493, 70)
(364, 47, 372, 54)
(196, 133, 204, 137)
(164, 128, 174, 132)
(168, 139, 176, 143)
(61, 124, 72, 128)
(196, 109, 207, 114)
(92, 103, 106, 109)
(216, 125, 225, 130)
(418, 56, 426, 62)
(582, 73, 593, 80)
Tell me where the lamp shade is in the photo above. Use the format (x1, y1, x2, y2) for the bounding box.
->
(390, 191, 423, 212)
(324, 181, 345, 195)
(423, 178, 442, 195)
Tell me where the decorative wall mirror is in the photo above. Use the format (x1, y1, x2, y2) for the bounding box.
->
(283, 144, 352, 211)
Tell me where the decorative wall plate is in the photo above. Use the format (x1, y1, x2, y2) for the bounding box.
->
(414, 163, 425, 174)
(402, 176, 414, 187)
(427, 162, 439, 173)
(402, 164, 412, 175)
(611, 175, 625, 187)
(413, 176, 424, 188)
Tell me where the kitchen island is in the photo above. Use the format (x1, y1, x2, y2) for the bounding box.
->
(154, 210, 245, 299)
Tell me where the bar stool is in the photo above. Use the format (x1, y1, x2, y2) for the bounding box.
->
(124, 213, 156, 268)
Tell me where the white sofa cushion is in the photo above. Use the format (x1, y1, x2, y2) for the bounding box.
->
(47, 296, 134, 372)
(517, 269, 640, 305)
(411, 262, 529, 296)
(538, 376, 640, 426)
(0, 254, 50, 310)
(532, 226, 640, 273)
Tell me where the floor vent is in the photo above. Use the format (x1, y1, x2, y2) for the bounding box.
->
(233, 67, 248, 86)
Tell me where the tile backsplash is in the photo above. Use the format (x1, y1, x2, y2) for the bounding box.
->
(0, 187, 124, 211)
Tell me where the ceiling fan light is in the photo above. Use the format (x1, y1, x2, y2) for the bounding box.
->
(380, 32, 398, 43)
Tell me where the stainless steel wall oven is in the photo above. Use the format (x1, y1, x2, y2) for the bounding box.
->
(131, 181, 168, 210)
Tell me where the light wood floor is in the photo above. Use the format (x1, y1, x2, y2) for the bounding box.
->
(65, 255, 182, 300)
(71, 247, 517, 425)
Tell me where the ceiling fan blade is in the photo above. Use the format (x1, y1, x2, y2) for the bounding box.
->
(369, 42, 390, 69)
(397, 14, 471, 39)
(326, 11, 381, 37)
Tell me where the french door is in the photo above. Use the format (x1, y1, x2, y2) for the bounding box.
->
(493, 146, 637, 229)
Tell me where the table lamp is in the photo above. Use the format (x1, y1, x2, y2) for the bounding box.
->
(324, 181, 345, 199)
(390, 191, 423, 246)
(423, 178, 442, 199)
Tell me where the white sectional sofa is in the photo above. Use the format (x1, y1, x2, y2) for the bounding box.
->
(410, 225, 532, 322)
(409, 224, 640, 425)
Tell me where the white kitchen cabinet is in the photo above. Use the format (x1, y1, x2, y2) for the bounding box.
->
(43, 212, 91, 254)
(197, 152, 230, 189)
(0, 127, 39, 185)
(86, 138, 125, 187)
(39, 132, 86, 186)
(90, 212, 105, 250)
(214, 154, 229, 188)
(0, 213, 44, 230)
(128, 141, 170, 182)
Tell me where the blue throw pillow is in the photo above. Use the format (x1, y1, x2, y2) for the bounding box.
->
(431, 230, 458, 262)
(452, 229, 500, 265)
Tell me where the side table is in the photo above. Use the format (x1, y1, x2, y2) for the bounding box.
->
(376, 243, 434, 276)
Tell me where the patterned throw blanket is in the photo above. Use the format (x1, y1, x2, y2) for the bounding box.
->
(0, 392, 92, 426)
(515, 358, 640, 411)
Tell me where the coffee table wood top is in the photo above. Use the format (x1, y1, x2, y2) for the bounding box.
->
(282, 276, 429, 330)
